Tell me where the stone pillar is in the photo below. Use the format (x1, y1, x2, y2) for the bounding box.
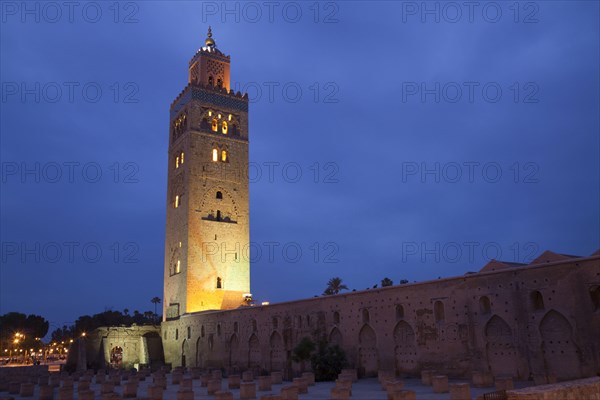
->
(200, 374, 210, 387)
(341, 369, 358, 382)
(215, 391, 235, 400)
(78, 390, 95, 400)
(335, 378, 353, 395)
(180, 378, 193, 391)
(386, 380, 405, 398)
(153, 375, 167, 389)
(301, 372, 315, 386)
(176, 389, 194, 400)
(449, 383, 471, 400)
(280, 385, 299, 400)
(378, 370, 395, 384)
(472, 371, 494, 387)
(240, 382, 257, 399)
(95, 373, 105, 384)
(391, 390, 417, 400)
(123, 381, 138, 398)
(78, 380, 90, 392)
(57, 386, 74, 400)
(39, 384, 54, 400)
(228, 374, 241, 389)
(147, 385, 164, 400)
(172, 371, 183, 385)
(208, 379, 222, 395)
(242, 370, 254, 382)
(76, 337, 87, 372)
(330, 387, 351, 400)
(292, 377, 308, 394)
(271, 371, 283, 385)
(258, 375, 272, 391)
(212, 369, 223, 379)
(421, 370, 434, 386)
(432, 375, 449, 393)
(100, 382, 114, 394)
(495, 376, 514, 391)
(19, 382, 35, 397)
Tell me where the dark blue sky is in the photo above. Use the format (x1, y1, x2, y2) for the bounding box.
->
(1, 1, 599, 330)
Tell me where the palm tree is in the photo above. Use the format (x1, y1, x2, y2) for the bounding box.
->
(323, 277, 349, 295)
(151, 297, 161, 323)
(381, 277, 393, 287)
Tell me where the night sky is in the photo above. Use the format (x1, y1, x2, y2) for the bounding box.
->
(1, 1, 599, 332)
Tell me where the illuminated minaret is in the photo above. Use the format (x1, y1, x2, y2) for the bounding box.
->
(163, 27, 250, 319)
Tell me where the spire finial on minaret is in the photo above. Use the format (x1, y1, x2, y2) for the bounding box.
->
(205, 26, 215, 47)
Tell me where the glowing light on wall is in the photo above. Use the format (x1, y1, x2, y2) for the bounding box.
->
(212, 149, 218, 162)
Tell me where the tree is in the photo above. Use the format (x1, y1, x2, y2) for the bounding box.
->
(399, 279, 409, 284)
(0, 312, 49, 341)
(311, 339, 347, 381)
(292, 337, 315, 373)
(323, 277, 349, 296)
(151, 297, 161, 323)
(381, 277, 393, 287)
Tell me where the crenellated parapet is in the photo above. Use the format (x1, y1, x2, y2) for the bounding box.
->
(171, 83, 248, 117)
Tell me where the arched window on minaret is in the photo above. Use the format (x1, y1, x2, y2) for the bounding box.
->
(211, 118, 218, 132)
(221, 150, 228, 162)
(212, 149, 218, 162)
(208, 75, 214, 86)
(216, 277, 222, 289)
(221, 121, 228, 134)
(217, 78, 222, 88)
(201, 118, 208, 130)
(216, 191, 223, 200)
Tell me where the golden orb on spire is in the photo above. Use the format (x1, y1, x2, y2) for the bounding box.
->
(205, 26, 215, 47)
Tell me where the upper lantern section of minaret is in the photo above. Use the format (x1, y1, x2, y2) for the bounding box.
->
(188, 26, 232, 91)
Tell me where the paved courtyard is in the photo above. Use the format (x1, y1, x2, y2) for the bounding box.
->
(2, 374, 535, 399)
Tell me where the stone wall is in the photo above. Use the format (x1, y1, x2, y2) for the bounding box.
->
(161, 254, 600, 380)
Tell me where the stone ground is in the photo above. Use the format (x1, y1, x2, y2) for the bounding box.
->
(3, 375, 535, 399)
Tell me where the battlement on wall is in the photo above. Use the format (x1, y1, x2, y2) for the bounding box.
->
(178, 251, 600, 318)
(171, 83, 248, 108)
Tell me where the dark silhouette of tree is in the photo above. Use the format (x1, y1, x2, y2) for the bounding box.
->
(0, 312, 49, 350)
(323, 277, 349, 295)
(381, 277, 393, 287)
(292, 337, 316, 373)
(151, 297, 161, 323)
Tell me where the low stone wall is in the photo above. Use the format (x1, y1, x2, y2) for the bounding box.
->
(507, 377, 600, 400)
(0, 365, 51, 382)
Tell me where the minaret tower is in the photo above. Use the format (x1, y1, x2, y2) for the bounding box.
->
(163, 27, 250, 319)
